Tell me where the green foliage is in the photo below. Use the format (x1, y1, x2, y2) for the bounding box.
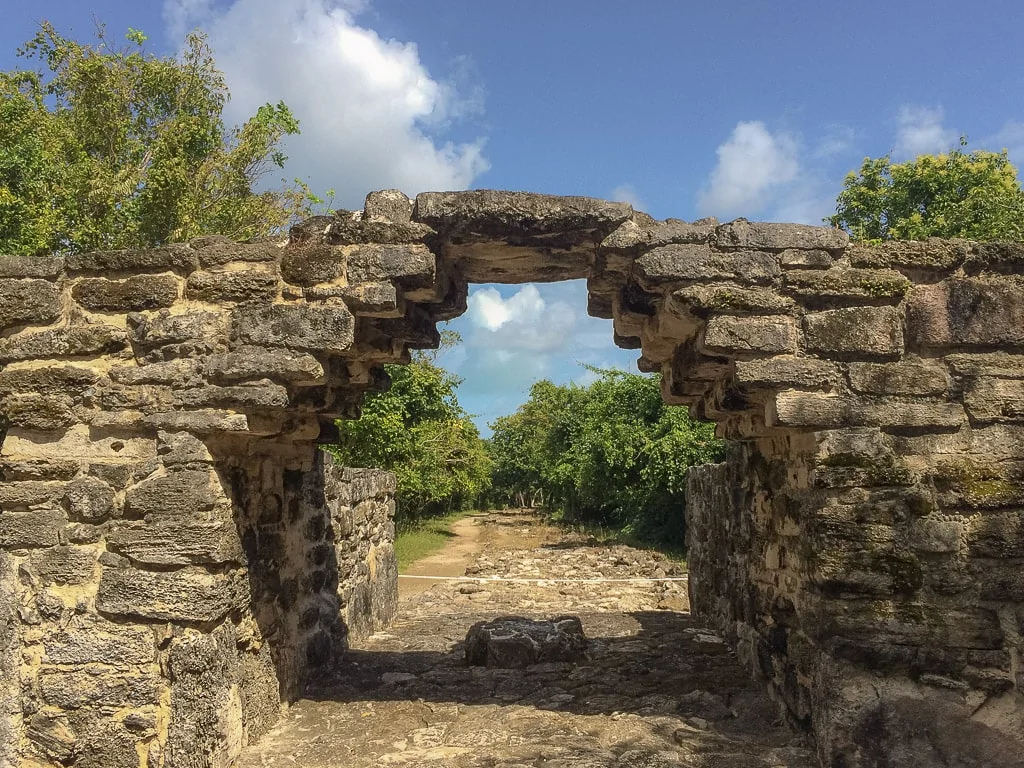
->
(830, 142, 1024, 242)
(330, 343, 491, 523)
(0, 21, 316, 256)
(488, 368, 724, 546)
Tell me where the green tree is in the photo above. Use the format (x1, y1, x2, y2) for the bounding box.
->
(488, 369, 724, 546)
(0, 22, 314, 256)
(830, 142, 1024, 242)
(330, 336, 492, 523)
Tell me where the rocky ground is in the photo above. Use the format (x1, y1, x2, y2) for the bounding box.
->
(236, 509, 816, 768)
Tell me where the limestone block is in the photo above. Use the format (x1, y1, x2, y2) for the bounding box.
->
(907, 277, 1024, 348)
(364, 189, 413, 222)
(1, 393, 77, 430)
(772, 391, 966, 429)
(123, 469, 227, 521)
(192, 239, 281, 267)
(813, 549, 923, 597)
(43, 614, 156, 665)
(174, 381, 290, 410)
(964, 376, 1024, 423)
(0, 254, 64, 278)
(803, 305, 904, 358)
(0, 325, 127, 363)
(304, 282, 400, 316)
(107, 520, 243, 566)
(234, 303, 354, 353)
(908, 519, 963, 553)
(964, 241, 1024, 274)
(848, 239, 969, 270)
(27, 545, 98, 585)
(186, 266, 280, 303)
(345, 243, 435, 288)
(39, 669, 159, 709)
(96, 565, 240, 622)
(847, 360, 949, 396)
(64, 477, 116, 522)
(0, 279, 62, 330)
(206, 348, 325, 384)
(142, 410, 250, 433)
(72, 274, 180, 311)
(714, 220, 848, 251)
(672, 284, 795, 314)
(280, 244, 347, 285)
(0, 508, 64, 548)
(822, 601, 1004, 652)
(108, 359, 202, 386)
(0, 458, 79, 481)
(413, 190, 632, 238)
(782, 267, 910, 302)
(635, 244, 780, 287)
(127, 309, 230, 353)
(67, 245, 197, 273)
(703, 315, 798, 355)
(945, 352, 1024, 379)
(779, 249, 834, 268)
(601, 218, 715, 250)
(465, 616, 588, 668)
(734, 357, 839, 388)
(156, 431, 213, 465)
(0, 363, 98, 395)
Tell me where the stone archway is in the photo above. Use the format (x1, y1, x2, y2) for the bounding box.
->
(1, 189, 1022, 766)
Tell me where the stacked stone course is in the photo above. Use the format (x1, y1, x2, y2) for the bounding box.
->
(0, 188, 1022, 766)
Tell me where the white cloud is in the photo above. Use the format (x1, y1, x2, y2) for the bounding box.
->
(894, 105, 957, 160)
(162, 0, 489, 208)
(984, 120, 1024, 167)
(697, 121, 799, 219)
(467, 285, 545, 332)
(811, 124, 857, 160)
(610, 183, 648, 212)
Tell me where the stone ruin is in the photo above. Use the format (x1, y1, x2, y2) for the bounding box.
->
(0, 188, 1022, 766)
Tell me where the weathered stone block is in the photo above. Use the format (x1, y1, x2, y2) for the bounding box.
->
(635, 244, 780, 287)
(0, 279, 62, 330)
(186, 267, 280, 303)
(803, 305, 904, 358)
(0, 363, 98, 395)
(39, 669, 159, 709)
(206, 348, 325, 384)
(964, 377, 1024, 423)
(601, 218, 715, 250)
(107, 520, 243, 566)
(67, 245, 196, 273)
(779, 248, 834, 268)
(174, 381, 290, 410)
(346, 243, 435, 288)
(822, 601, 1004, 651)
(364, 189, 413, 222)
(848, 239, 969, 270)
(27, 545, 98, 585)
(123, 470, 227, 520)
(127, 309, 230, 352)
(847, 360, 949, 396)
(772, 391, 966, 429)
(73, 275, 180, 311)
(193, 239, 281, 267)
(304, 282, 400, 316)
(96, 566, 240, 622)
(783, 267, 910, 302)
(673, 284, 795, 314)
(714, 220, 848, 251)
(0, 325, 127, 363)
(43, 614, 155, 665)
(0, 393, 77, 431)
(234, 303, 354, 353)
(64, 477, 116, 522)
(967, 511, 1024, 558)
(908, 519, 963, 553)
(0, 255, 64, 278)
(907, 278, 1024, 348)
(703, 315, 797, 354)
(465, 616, 588, 667)
(0, 508, 65, 548)
(0, 458, 79, 481)
(280, 244, 346, 285)
(143, 410, 250, 433)
(734, 357, 839, 388)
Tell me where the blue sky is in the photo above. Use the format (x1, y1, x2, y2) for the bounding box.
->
(5, 1, 1024, 430)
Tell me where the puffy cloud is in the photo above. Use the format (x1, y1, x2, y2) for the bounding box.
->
(610, 183, 648, 212)
(696, 121, 799, 219)
(162, 0, 489, 208)
(984, 120, 1024, 166)
(894, 105, 958, 160)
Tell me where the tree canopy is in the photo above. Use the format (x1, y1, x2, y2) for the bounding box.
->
(830, 143, 1024, 242)
(330, 337, 492, 524)
(488, 369, 724, 546)
(0, 22, 315, 256)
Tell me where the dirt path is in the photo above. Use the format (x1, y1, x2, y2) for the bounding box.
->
(398, 515, 487, 599)
(237, 509, 815, 768)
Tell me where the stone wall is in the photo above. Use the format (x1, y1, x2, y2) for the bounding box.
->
(2, 188, 1024, 766)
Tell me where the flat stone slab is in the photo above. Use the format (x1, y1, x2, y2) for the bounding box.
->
(465, 615, 588, 668)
